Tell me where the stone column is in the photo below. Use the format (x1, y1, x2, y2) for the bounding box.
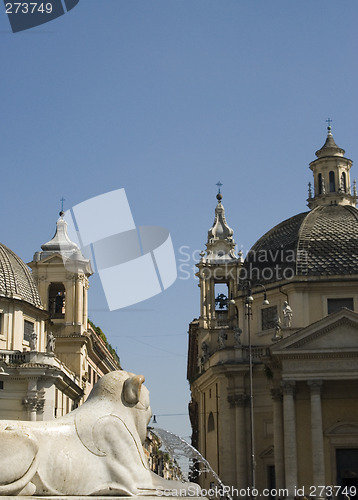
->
(208, 279, 214, 321)
(24, 397, 38, 421)
(271, 388, 285, 491)
(23, 379, 45, 422)
(25, 379, 38, 421)
(202, 277, 208, 322)
(282, 381, 297, 497)
(65, 274, 75, 325)
(199, 279, 204, 318)
(83, 281, 88, 326)
(308, 380, 325, 496)
(75, 278, 83, 325)
(229, 393, 248, 488)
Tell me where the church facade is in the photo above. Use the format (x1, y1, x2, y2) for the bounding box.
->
(187, 128, 358, 498)
(0, 212, 120, 421)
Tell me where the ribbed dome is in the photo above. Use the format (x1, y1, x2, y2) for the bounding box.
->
(0, 243, 42, 308)
(242, 205, 358, 286)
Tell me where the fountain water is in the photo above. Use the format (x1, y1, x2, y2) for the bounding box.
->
(151, 427, 233, 500)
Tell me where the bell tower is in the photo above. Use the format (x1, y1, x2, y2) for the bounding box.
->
(196, 190, 241, 330)
(29, 211, 93, 382)
(308, 125, 357, 209)
(187, 188, 243, 485)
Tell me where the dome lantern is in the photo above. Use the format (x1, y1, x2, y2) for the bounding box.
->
(308, 125, 356, 209)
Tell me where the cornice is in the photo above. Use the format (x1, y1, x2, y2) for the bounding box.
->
(274, 351, 358, 360)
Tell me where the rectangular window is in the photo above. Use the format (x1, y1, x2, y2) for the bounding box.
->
(327, 298, 354, 315)
(261, 306, 278, 330)
(0, 381, 3, 390)
(24, 320, 34, 342)
(0, 312, 2, 335)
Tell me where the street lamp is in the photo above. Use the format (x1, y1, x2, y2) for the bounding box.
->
(243, 282, 269, 497)
(257, 283, 270, 305)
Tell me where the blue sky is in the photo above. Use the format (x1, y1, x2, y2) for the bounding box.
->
(1, 0, 358, 439)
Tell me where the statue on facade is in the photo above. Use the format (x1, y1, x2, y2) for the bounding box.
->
(234, 328, 242, 348)
(29, 332, 37, 351)
(272, 318, 282, 341)
(201, 341, 209, 362)
(0, 370, 201, 497)
(282, 301, 293, 327)
(46, 331, 56, 354)
(218, 329, 227, 349)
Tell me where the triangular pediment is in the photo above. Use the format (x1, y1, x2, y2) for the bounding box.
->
(32, 253, 65, 265)
(271, 308, 358, 354)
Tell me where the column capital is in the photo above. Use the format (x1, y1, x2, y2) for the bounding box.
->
(271, 387, 283, 401)
(23, 388, 45, 413)
(23, 396, 38, 412)
(281, 380, 296, 396)
(307, 379, 323, 395)
(228, 393, 248, 407)
(23, 394, 45, 413)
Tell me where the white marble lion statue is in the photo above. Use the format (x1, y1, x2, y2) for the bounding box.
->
(0, 370, 201, 496)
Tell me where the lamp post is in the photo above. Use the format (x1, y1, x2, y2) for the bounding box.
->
(245, 285, 255, 496)
(243, 282, 269, 498)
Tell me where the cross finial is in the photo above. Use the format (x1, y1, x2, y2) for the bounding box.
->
(216, 181, 223, 194)
(59, 197, 66, 217)
(326, 117, 333, 129)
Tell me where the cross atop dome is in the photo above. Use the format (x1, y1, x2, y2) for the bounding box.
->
(315, 121, 345, 158)
(60, 197, 65, 217)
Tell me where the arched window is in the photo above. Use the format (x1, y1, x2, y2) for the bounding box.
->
(48, 283, 65, 319)
(318, 173, 322, 195)
(208, 411, 215, 432)
(341, 172, 347, 192)
(329, 171, 336, 192)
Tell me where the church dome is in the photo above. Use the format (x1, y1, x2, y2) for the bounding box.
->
(0, 243, 42, 308)
(242, 128, 358, 287)
(242, 204, 358, 286)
